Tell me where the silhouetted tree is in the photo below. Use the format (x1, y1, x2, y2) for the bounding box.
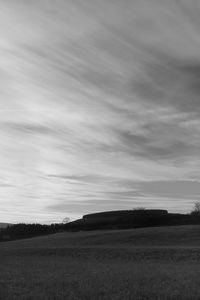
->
(133, 207, 146, 211)
(62, 217, 70, 224)
(0, 223, 64, 242)
(191, 201, 200, 216)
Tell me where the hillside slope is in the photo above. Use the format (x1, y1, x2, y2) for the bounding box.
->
(1, 225, 200, 250)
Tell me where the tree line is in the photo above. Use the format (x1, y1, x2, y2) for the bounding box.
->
(0, 223, 64, 242)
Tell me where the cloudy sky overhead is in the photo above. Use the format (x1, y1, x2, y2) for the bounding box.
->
(1, 0, 200, 223)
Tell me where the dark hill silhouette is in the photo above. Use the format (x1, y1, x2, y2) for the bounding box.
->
(1, 209, 200, 242)
(65, 209, 200, 231)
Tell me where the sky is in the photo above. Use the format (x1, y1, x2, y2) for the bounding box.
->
(1, 0, 200, 223)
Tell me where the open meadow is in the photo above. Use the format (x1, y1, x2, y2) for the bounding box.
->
(1, 225, 200, 299)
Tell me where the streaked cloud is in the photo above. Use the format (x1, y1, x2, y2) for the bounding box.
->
(0, 0, 200, 223)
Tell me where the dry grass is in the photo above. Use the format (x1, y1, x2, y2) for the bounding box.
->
(0, 225, 200, 299)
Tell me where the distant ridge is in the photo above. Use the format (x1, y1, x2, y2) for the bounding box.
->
(83, 209, 168, 219)
(65, 209, 200, 231)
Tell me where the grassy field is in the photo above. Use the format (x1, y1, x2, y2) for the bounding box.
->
(0, 225, 200, 299)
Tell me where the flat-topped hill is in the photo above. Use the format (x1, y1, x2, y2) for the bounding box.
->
(83, 209, 168, 219)
(65, 209, 200, 231)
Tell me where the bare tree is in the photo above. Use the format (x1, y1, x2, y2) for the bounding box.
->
(133, 207, 146, 211)
(191, 201, 200, 215)
(62, 217, 70, 224)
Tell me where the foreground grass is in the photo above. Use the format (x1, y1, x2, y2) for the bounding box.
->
(1, 225, 200, 299)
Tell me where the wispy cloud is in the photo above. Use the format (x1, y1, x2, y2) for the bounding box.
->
(0, 0, 200, 222)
